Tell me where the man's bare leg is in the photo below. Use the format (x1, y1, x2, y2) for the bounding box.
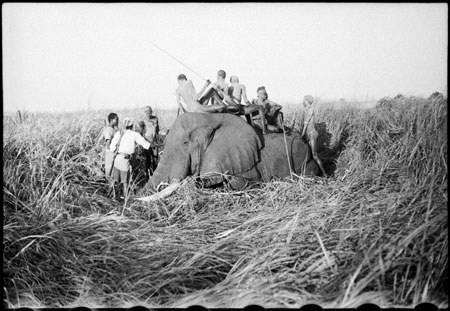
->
(245, 114, 254, 126)
(198, 86, 215, 105)
(267, 124, 281, 133)
(211, 91, 224, 105)
(123, 182, 128, 199)
(242, 105, 268, 134)
(309, 138, 327, 176)
(199, 104, 227, 113)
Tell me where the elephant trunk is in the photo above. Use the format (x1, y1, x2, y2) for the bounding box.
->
(138, 156, 189, 202)
(143, 147, 190, 191)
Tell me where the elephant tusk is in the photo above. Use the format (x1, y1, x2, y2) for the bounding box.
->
(136, 179, 184, 202)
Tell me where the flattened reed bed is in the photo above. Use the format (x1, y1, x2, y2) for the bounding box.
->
(3, 97, 448, 308)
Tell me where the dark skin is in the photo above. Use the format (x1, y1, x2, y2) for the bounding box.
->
(176, 78, 227, 114)
(252, 89, 283, 133)
(228, 76, 268, 134)
(106, 116, 119, 197)
(302, 98, 327, 177)
(105, 117, 119, 149)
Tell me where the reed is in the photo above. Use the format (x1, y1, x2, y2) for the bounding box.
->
(3, 96, 447, 308)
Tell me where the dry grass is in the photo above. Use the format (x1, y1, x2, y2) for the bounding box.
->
(3, 96, 447, 308)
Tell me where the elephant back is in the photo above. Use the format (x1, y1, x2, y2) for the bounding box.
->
(257, 133, 316, 181)
(200, 113, 263, 176)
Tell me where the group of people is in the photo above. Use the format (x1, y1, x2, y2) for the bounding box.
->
(175, 70, 284, 134)
(175, 69, 326, 175)
(100, 71, 327, 199)
(101, 106, 160, 199)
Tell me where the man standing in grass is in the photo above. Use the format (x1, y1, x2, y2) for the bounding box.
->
(302, 95, 327, 177)
(110, 118, 151, 200)
(138, 105, 160, 176)
(102, 113, 119, 193)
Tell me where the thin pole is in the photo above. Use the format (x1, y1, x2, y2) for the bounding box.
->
(146, 40, 207, 81)
(279, 113, 293, 178)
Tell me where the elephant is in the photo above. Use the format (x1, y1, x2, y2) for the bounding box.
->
(139, 112, 319, 200)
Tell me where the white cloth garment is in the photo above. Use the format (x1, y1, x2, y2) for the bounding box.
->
(110, 130, 151, 171)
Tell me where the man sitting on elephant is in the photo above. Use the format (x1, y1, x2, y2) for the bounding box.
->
(197, 70, 236, 106)
(251, 86, 283, 133)
(228, 75, 268, 134)
(176, 74, 238, 115)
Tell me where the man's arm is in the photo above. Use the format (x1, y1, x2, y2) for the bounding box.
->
(175, 89, 186, 116)
(266, 99, 282, 116)
(134, 132, 151, 150)
(267, 99, 282, 109)
(110, 132, 120, 152)
(221, 84, 233, 103)
(196, 80, 211, 99)
(103, 128, 112, 149)
(212, 82, 233, 103)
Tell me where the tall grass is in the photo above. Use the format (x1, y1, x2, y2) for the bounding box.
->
(3, 97, 447, 308)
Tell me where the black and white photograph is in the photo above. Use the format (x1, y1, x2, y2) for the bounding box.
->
(3, 2, 448, 308)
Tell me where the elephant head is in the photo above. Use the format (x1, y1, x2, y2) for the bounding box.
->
(144, 112, 263, 192)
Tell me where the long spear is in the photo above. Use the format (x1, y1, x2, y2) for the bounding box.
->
(145, 39, 208, 81)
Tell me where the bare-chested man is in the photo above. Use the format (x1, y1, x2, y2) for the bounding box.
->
(228, 75, 251, 105)
(228, 75, 268, 134)
(176, 74, 227, 114)
(198, 70, 236, 106)
(213, 70, 230, 103)
(302, 95, 327, 176)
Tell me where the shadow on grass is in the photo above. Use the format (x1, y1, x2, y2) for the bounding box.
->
(316, 121, 349, 176)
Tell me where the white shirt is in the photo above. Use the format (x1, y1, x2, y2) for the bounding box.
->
(110, 130, 151, 154)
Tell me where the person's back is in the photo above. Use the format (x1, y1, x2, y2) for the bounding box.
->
(228, 75, 251, 105)
(142, 116, 159, 143)
(210, 70, 230, 105)
(177, 79, 205, 112)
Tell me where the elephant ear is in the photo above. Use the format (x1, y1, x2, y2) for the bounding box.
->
(200, 115, 262, 175)
(189, 126, 216, 176)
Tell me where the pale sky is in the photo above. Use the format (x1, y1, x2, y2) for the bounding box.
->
(2, 3, 448, 113)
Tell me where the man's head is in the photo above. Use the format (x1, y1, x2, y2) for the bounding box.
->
(108, 113, 119, 126)
(230, 75, 239, 84)
(303, 95, 314, 107)
(257, 86, 268, 100)
(144, 105, 153, 118)
(217, 70, 226, 80)
(123, 117, 134, 130)
(177, 74, 187, 85)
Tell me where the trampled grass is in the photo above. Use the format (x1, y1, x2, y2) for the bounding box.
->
(3, 96, 448, 308)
